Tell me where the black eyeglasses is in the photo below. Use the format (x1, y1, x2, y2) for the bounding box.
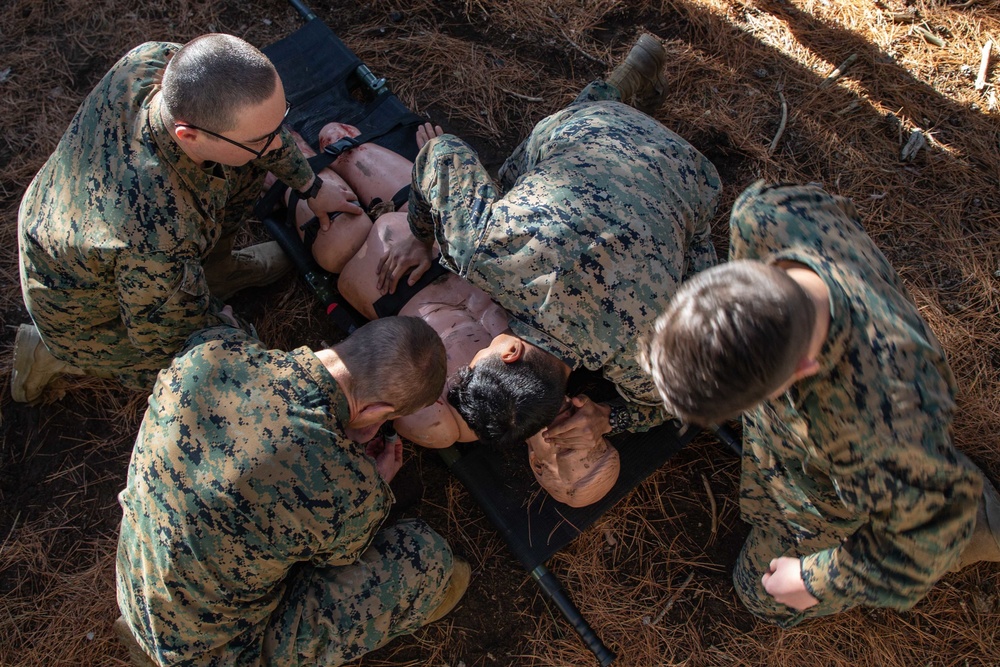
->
(177, 100, 291, 158)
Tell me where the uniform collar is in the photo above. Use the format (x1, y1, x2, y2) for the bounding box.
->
(145, 92, 228, 193)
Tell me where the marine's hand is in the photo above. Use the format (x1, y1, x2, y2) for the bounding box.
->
(219, 305, 239, 328)
(542, 395, 611, 450)
(416, 122, 444, 149)
(376, 232, 434, 295)
(761, 557, 819, 611)
(307, 178, 363, 231)
(366, 432, 404, 483)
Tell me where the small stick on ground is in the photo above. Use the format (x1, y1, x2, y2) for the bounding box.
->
(912, 25, 947, 48)
(700, 472, 718, 543)
(500, 87, 544, 102)
(819, 53, 858, 88)
(975, 40, 992, 91)
(547, 8, 608, 66)
(768, 89, 788, 156)
(648, 571, 696, 626)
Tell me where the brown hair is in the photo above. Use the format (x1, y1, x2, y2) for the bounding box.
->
(161, 33, 277, 131)
(638, 260, 815, 425)
(335, 316, 447, 415)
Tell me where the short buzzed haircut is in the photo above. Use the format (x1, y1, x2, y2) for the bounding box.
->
(335, 316, 447, 416)
(161, 33, 277, 132)
(638, 260, 816, 426)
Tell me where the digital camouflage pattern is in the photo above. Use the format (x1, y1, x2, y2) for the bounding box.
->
(407, 81, 721, 434)
(18, 41, 315, 389)
(729, 181, 982, 626)
(116, 327, 453, 665)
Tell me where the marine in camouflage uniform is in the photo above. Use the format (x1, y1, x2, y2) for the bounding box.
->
(729, 181, 982, 626)
(18, 41, 316, 389)
(407, 81, 721, 435)
(116, 326, 453, 665)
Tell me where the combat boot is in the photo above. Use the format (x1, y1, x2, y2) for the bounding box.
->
(204, 241, 293, 301)
(606, 33, 668, 114)
(424, 557, 472, 624)
(11, 323, 84, 403)
(954, 452, 1000, 570)
(113, 617, 156, 667)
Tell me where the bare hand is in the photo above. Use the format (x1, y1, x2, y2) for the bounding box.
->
(366, 432, 404, 484)
(416, 122, 444, 150)
(542, 395, 611, 450)
(219, 305, 239, 328)
(761, 557, 820, 611)
(375, 232, 434, 294)
(307, 178, 363, 232)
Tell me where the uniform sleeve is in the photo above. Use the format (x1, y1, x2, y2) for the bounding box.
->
(683, 207, 718, 280)
(603, 342, 668, 434)
(407, 134, 501, 273)
(800, 432, 981, 610)
(115, 252, 219, 365)
(256, 127, 315, 192)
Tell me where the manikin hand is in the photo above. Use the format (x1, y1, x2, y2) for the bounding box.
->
(366, 432, 404, 484)
(761, 557, 820, 611)
(541, 395, 612, 450)
(375, 232, 435, 295)
(306, 178, 363, 232)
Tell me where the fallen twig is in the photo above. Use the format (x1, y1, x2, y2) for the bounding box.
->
(547, 8, 608, 65)
(647, 571, 696, 626)
(888, 11, 919, 23)
(700, 472, 718, 542)
(912, 25, 947, 48)
(500, 87, 544, 102)
(768, 90, 788, 156)
(975, 40, 992, 91)
(819, 53, 858, 88)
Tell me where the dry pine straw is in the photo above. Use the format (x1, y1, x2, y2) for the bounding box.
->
(2, 0, 1000, 665)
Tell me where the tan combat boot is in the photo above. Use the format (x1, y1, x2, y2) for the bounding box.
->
(11, 323, 84, 403)
(954, 452, 1000, 570)
(203, 241, 293, 301)
(424, 557, 472, 624)
(112, 617, 157, 667)
(606, 33, 669, 115)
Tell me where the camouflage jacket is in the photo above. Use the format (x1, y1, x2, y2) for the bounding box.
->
(408, 98, 721, 434)
(18, 41, 314, 375)
(732, 181, 981, 609)
(116, 327, 392, 665)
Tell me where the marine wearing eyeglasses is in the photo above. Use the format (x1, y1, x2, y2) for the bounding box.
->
(14, 33, 363, 402)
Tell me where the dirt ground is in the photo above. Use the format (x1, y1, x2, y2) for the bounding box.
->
(2, 0, 1000, 665)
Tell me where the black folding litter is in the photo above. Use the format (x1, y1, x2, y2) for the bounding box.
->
(260, 7, 736, 663)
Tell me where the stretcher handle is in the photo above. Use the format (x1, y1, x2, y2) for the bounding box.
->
(532, 565, 615, 666)
(287, 0, 317, 21)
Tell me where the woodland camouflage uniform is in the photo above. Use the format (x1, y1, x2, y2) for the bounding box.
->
(18, 42, 315, 389)
(407, 81, 721, 435)
(116, 327, 453, 665)
(729, 181, 982, 626)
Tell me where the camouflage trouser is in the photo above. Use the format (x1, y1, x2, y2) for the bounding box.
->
(23, 164, 265, 392)
(498, 81, 621, 190)
(259, 518, 453, 666)
(734, 436, 857, 628)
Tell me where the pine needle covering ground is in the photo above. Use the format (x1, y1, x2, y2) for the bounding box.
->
(1, 0, 999, 665)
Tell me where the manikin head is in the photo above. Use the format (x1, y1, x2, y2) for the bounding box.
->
(638, 260, 817, 426)
(162, 33, 288, 166)
(447, 333, 568, 448)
